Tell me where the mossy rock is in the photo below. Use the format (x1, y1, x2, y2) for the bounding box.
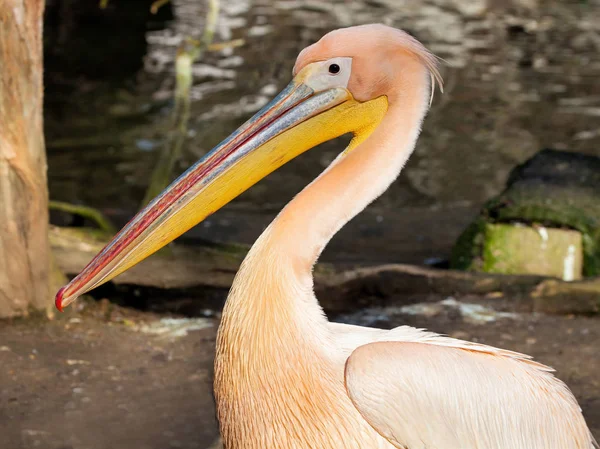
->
(451, 149, 600, 277)
(482, 223, 583, 280)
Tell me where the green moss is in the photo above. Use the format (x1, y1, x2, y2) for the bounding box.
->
(49, 200, 116, 234)
(450, 218, 487, 271)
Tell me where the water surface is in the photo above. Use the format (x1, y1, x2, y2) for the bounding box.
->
(45, 0, 600, 252)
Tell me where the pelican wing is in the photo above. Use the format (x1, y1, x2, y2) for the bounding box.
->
(344, 340, 595, 449)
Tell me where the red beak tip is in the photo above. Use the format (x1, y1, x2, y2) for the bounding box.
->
(55, 286, 67, 312)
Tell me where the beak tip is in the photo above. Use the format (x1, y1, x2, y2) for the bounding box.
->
(55, 286, 67, 312)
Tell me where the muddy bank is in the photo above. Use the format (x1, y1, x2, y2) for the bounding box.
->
(51, 218, 600, 317)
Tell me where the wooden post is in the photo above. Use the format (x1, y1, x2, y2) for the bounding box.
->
(0, 0, 49, 317)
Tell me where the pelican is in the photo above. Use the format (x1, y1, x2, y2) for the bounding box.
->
(56, 25, 595, 449)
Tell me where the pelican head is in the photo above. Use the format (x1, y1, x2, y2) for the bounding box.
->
(55, 24, 441, 310)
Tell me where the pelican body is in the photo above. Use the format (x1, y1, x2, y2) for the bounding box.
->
(56, 25, 595, 449)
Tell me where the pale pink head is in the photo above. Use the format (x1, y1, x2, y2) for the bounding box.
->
(294, 24, 442, 103)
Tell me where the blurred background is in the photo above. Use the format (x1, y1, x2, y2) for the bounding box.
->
(45, 0, 600, 261)
(1, 0, 599, 448)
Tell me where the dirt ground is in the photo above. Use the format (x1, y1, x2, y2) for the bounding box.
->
(1, 298, 598, 449)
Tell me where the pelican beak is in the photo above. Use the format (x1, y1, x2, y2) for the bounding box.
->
(55, 67, 388, 311)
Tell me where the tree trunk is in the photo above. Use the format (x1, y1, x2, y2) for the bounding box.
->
(0, 0, 49, 317)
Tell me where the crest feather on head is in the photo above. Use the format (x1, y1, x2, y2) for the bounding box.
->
(294, 24, 443, 105)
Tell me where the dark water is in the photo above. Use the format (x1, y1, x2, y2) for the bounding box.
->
(45, 0, 600, 230)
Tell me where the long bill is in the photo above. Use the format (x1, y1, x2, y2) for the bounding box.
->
(55, 69, 388, 311)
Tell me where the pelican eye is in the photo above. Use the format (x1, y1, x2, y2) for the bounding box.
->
(328, 63, 340, 74)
